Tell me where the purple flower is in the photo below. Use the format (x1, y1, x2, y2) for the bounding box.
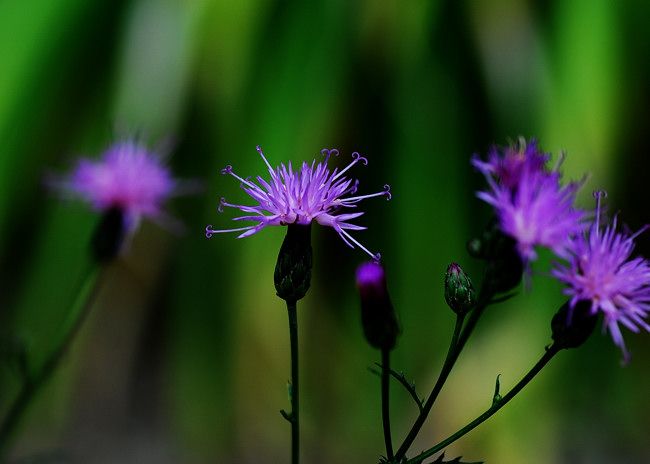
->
(472, 138, 549, 190)
(206, 146, 391, 260)
(58, 140, 180, 233)
(473, 138, 586, 262)
(552, 192, 650, 362)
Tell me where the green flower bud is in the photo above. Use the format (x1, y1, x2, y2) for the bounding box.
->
(444, 263, 476, 315)
(274, 224, 313, 302)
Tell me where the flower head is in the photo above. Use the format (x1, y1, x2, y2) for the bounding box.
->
(206, 146, 391, 260)
(552, 192, 650, 362)
(59, 140, 179, 232)
(472, 137, 549, 190)
(473, 138, 586, 263)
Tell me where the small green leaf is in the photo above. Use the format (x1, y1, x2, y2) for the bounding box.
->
(492, 373, 502, 406)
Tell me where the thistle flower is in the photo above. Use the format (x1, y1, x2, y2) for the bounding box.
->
(471, 137, 549, 190)
(53, 139, 189, 261)
(552, 192, 650, 362)
(206, 146, 391, 260)
(472, 138, 586, 263)
(59, 140, 180, 232)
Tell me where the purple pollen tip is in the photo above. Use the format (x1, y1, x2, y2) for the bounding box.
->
(373, 252, 382, 262)
(205, 225, 215, 238)
(593, 189, 608, 199)
(221, 165, 233, 175)
(352, 152, 368, 165)
(383, 184, 392, 200)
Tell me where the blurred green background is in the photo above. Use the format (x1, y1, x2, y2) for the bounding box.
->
(1, 0, 649, 462)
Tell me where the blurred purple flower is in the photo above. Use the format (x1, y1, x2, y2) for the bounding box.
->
(58, 140, 182, 233)
(206, 146, 391, 260)
(552, 192, 650, 362)
(472, 138, 549, 190)
(473, 138, 586, 263)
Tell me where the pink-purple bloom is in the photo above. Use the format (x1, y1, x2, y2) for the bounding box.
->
(472, 138, 586, 263)
(552, 192, 650, 362)
(206, 146, 391, 260)
(58, 140, 180, 233)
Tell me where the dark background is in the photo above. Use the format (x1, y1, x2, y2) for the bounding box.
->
(0, 1, 649, 462)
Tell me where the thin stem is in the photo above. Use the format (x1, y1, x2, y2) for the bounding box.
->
(0, 265, 102, 458)
(286, 300, 300, 464)
(395, 281, 496, 461)
(381, 348, 394, 460)
(407, 345, 560, 463)
(395, 314, 465, 460)
(371, 364, 423, 413)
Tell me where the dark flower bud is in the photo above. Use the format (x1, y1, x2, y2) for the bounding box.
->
(274, 224, 313, 302)
(356, 261, 399, 351)
(551, 300, 598, 350)
(91, 206, 126, 263)
(445, 263, 476, 315)
(469, 219, 523, 293)
(486, 235, 523, 293)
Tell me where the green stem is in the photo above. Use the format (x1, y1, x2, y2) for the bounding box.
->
(394, 314, 465, 460)
(407, 345, 560, 463)
(395, 282, 496, 461)
(286, 300, 299, 464)
(0, 265, 102, 458)
(381, 348, 394, 460)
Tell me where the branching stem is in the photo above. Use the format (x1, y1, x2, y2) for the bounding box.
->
(407, 345, 560, 463)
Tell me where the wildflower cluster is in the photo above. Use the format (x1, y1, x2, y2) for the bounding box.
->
(11, 137, 645, 464)
(472, 139, 650, 360)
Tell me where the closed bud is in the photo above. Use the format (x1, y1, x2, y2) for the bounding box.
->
(445, 263, 476, 315)
(551, 300, 598, 350)
(91, 206, 126, 263)
(274, 224, 313, 302)
(356, 261, 399, 351)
